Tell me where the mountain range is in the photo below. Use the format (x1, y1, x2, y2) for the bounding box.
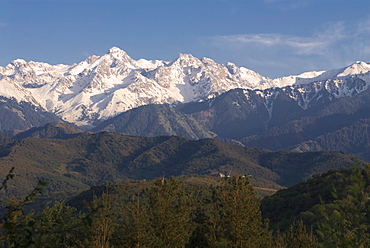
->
(1, 47, 370, 160)
(0, 123, 365, 200)
(1, 47, 369, 127)
(2, 48, 370, 246)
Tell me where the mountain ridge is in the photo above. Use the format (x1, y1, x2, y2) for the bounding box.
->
(2, 47, 370, 128)
(0, 130, 365, 200)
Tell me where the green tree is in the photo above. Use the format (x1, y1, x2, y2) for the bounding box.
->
(316, 165, 370, 248)
(30, 201, 85, 247)
(186, 183, 218, 248)
(118, 194, 154, 247)
(1, 171, 47, 248)
(146, 177, 195, 247)
(211, 176, 271, 247)
(81, 192, 116, 248)
(270, 221, 318, 248)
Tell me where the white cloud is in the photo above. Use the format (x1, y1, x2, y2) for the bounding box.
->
(208, 21, 347, 57)
(201, 19, 370, 78)
(213, 33, 329, 55)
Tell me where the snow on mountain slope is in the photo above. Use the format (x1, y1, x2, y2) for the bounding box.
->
(273, 61, 370, 87)
(1, 47, 370, 128)
(241, 73, 370, 126)
(0, 47, 274, 127)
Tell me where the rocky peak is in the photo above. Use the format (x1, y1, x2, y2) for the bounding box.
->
(104, 47, 137, 69)
(225, 62, 239, 74)
(4, 59, 28, 74)
(169, 53, 202, 68)
(86, 55, 99, 64)
(337, 61, 370, 78)
(107, 47, 130, 60)
(108, 46, 124, 54)
(10, 59, 27, 66)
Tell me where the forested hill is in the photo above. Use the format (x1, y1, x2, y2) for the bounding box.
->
(0, 129, 366, 199)
(261, 164, 370, 232)
(3, 164, 370, 247)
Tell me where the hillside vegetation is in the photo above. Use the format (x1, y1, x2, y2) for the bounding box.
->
(0, 125, 366, 200)
(261, 164, 370, 232)
(0, 175, 315, 247)
(3, 166, 370, 247)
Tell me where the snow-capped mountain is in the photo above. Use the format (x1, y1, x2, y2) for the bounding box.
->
(243, 74, 370, 120)
(1, 47, 370, 128)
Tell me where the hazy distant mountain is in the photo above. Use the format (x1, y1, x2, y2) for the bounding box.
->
(173, 76, 370, 160)
(238, 85, 370, 160)
(12, 122, 86, 140)
(93, 104, 215, 139)
(179, 76, 369, 135)
(0, 96, 62, 131)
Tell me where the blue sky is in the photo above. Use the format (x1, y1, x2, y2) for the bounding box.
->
(1, 0, 370, 78)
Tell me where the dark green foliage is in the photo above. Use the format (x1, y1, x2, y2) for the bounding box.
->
(72, 176, 273, 247)
(119, 193, 153, 247)
(110, 177, 196, 247)
(261, 167, 350, 231)
(261, 164, 370, 247)
(5, 167, 370, 247)
(210, 176, 271, 247)
(2, 201, 88, 247)
(261, 164, 370, 236)
(146, 178, 194, 247)
(316, 165, 370, 247)
(0, 168, 48, 247)
(82, 192, 116, 248)
(270, 221, 318, 248)
(25, 202, 86, 247)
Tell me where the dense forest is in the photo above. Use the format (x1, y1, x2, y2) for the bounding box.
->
(1, 164, 370, 247)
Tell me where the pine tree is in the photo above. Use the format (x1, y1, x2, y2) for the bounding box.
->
(31, 201, 85, 247)
(118, 193, 154, 247)
(316, 165, 370, 248)
(145, 177, 195, 247)
(272, 221, 318, 248)
(212, 176, 271, 247)
(82, 192, 115, 248)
